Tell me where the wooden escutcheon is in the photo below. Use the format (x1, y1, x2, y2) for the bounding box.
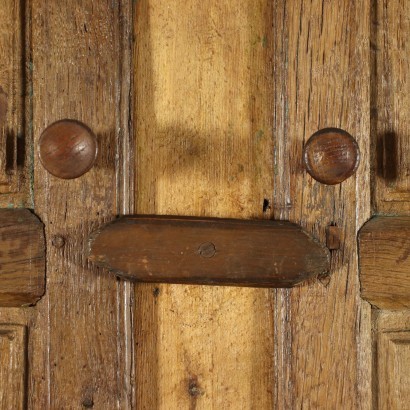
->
(88, 216, 330, 287)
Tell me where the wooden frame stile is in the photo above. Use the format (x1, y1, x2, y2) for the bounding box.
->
(271, 1, 372, 408)
(117, 0, 136, 407)
(29, 1, 135, 408)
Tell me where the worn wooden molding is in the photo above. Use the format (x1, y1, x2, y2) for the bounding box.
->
(88, 215, 330, 287)
(0, 209, 45, 306)
(358, 216, 410, 309)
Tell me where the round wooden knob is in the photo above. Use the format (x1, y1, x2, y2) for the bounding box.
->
(303, 128, 360, 185)
(38, 120, 98, 179)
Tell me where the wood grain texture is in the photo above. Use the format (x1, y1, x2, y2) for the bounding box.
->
(272, 1, 372, 408)
(0, 324, 27, 409)
(134, 0, 276, 407)
(89, 216, 330, 287)
(30, 1, 134, 408)
(0, 209, 45, 306)
(0, 0, 31, 207)
(373, 310, 410, 410)
(359, 216, 410, 309)
(0, 0, 402, 406)
(371, 0, 410, 214)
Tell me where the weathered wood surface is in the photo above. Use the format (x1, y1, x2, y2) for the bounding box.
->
(134, 0, 371, 408)
(359, 216, 410, 309)
(4, 0, 409, 407)
(89, 216, 330, 287)
(272, 1, 372, 408)
(29, 1, 134, 408)
(134, 0, 276, 407)
(0, 208, 45, 306)
(373, 310, 410, 410)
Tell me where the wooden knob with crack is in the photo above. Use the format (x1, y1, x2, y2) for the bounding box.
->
(303, 128, 360, 185)
(38, 120, 98, 179)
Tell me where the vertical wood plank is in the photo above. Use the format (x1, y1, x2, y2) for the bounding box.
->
(272, 0, 372, 408)
(371, 0, 410, 214)
(134, 0, 275, 407)
(30, 1, 134, 408)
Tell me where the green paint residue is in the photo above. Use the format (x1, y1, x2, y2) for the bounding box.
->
(255, 130, 264, 140)
(7, 203, 14, 209)
(251, 34, 268, 48)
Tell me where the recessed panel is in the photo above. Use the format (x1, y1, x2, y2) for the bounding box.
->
(0, 325, 27, 409)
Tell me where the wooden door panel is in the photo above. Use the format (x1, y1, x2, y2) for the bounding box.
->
(373, 311, 410, 410)
(0, 324, 27, 409)
(0, 0, 408, 408)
